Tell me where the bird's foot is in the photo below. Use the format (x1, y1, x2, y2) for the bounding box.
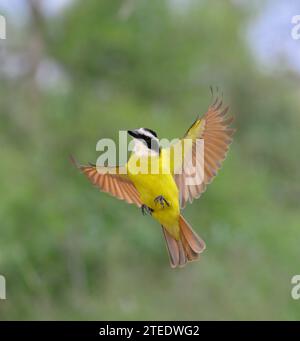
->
(154, 195, 170, 208)
(141, 204, 154, 216)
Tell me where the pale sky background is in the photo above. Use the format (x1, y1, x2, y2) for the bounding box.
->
(0, 0, 299, 73)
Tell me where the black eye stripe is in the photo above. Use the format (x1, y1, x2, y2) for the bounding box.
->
(137, 135, 160, 152)
(145, 136, 159, 152)
(136, 136, 151, 148)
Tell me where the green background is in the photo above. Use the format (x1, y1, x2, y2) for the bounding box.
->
(0, 0, 299, 320)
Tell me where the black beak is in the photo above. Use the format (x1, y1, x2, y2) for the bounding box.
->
(128, 130, 138, 138)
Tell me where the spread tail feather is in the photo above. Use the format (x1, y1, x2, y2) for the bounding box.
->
(162, 215, 206, 268)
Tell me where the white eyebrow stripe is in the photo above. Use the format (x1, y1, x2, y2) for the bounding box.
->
(138, 128, 158, 140)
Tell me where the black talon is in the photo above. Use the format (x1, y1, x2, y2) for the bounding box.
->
(154, 195, 170, 208)
(141, 204, 153, 216)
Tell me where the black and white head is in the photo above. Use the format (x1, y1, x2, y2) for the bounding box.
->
(128, 128, 160, 156)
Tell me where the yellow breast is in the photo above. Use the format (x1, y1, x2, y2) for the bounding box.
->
(126, 153, 180, 238)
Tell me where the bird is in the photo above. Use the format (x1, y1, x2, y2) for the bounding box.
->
(72, 95, 235, 268)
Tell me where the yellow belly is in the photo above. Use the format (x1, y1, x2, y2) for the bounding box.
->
(126, 155, 180, 238)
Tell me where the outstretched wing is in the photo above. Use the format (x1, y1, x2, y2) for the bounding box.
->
(167, 96, 235, 208)
(72, 157, 142, 207)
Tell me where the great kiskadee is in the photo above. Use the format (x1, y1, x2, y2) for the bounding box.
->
(72, 96, 234, 268)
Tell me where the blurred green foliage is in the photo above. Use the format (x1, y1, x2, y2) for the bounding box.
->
(0, 0, 299, 320)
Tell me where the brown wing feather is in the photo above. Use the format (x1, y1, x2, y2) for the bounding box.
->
(71, 157, 142, 207)
(175, 97, 235, 208)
